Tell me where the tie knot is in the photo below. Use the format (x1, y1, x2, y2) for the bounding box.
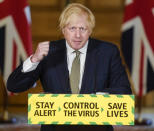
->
(74, 50, 80, 57)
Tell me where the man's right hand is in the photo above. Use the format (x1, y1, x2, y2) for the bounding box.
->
(31, 41, 49, 63)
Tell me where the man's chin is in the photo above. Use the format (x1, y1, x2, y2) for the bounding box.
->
(71, 44, 82, 50)
(72, 46, 82, 50)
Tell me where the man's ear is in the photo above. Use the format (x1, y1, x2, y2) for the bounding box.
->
(88, 28, 92, 36)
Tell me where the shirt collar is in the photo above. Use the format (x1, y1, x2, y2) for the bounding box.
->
(66, 40, 89, 54)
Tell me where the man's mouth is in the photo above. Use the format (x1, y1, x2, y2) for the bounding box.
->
(73, 40, 82, 44)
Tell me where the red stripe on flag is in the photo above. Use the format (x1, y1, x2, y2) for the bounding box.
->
(123, 2, 137, 23)
(139, 43, 144, 97)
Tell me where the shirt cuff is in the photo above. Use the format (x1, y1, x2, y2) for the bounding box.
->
(22, 55, 39, 73)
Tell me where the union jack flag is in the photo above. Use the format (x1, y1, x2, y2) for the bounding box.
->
(121, 0, 154, 96)
(0, 0, 32, 87)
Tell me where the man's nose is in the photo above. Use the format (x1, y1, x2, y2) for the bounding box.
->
(75, 29, 81, 38)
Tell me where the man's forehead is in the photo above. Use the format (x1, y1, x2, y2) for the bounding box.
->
(67, 14, 88, 26)
(68, 13, 88, 19)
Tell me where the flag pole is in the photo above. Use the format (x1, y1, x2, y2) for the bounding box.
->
(0, 74, 16, 123)
(120, 54, 151, 125)
(122, 56, 152, 125)
(135, 95, 143, 124)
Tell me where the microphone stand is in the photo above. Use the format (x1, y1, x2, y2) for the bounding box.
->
(135, 95, 152, 125)
(0, 75, 16, 124)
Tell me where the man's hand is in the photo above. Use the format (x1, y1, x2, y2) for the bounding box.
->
(31, 41, 49, 63)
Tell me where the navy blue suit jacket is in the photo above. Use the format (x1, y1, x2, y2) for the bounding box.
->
(7, 38, 132, 131)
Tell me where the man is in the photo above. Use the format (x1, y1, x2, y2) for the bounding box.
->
(7, 3, 132, 131)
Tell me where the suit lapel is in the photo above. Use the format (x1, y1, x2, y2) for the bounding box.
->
(80, 39, 98, 94)
(54, 40, 71, 93)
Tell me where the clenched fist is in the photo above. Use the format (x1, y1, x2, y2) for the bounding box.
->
(31, 41, 49, 63)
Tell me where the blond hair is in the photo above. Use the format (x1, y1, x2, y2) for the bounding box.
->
(59, 3, 95, 32)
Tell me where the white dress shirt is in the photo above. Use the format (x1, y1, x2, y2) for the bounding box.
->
(66, 41, 88, 90)
(22, 40, 88, 90)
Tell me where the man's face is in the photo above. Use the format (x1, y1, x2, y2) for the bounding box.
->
(62, 14, 91, 50)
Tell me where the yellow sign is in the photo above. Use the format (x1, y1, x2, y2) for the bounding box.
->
(28, 94, 134, 125)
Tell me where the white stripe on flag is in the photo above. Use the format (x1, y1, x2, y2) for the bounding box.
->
(24, 6, 31, 24)
(0, 0, 4, 3)
(125, 0, 133, 6)
(152, 8, 154, 16)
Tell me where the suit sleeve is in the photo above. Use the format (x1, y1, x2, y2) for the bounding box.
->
(7, 63, 41, 93)
(103, 46, 132, 94)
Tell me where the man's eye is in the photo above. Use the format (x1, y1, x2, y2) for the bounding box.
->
(71, 27, 76, 30)
(80, 27, 87, 32)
